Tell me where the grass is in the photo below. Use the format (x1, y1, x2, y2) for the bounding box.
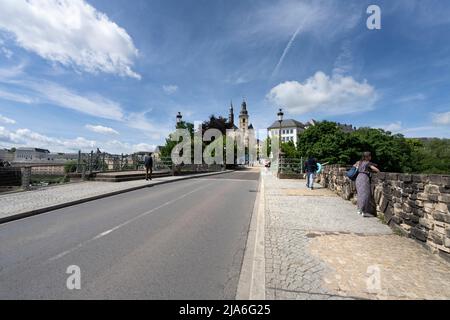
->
(31, 175, 69, 186)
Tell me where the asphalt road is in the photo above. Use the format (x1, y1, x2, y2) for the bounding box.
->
(0, 170, 260, 299)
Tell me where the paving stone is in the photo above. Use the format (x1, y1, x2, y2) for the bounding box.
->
(262, 169, 450, 300)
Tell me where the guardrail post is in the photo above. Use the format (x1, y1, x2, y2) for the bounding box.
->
(77, 150, 81, 173)
(89, 150, 93, 175)
(21, 166, 31, 190)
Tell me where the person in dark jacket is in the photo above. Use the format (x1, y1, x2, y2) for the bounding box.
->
(305, 157, 318, 190)
(144, 153, 153, 181)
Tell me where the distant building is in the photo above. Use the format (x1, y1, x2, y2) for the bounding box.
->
(14, 148, 79, 164)
(153, 146, 164, 160)
(228, 100, 254, 131)
(0, 149, 14, 163)
(15, 147, 51, 163)
(267, 119, 306, 145)
(267, 119, 355, 146)
(336, 122, 355, 133)
(227, 100, 256, 164)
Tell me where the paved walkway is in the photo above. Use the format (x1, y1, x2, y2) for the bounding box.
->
(262, 169, 450, 300)
(0, 172, 228, 223)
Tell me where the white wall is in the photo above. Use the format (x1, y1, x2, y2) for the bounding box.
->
(268, 128, 299, 145)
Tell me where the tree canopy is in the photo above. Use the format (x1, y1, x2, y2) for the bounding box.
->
(291, 121, 449, 174)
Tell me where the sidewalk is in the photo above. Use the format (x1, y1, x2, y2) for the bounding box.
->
(0, 171, 230, 224)
(262, 169, 450, 300)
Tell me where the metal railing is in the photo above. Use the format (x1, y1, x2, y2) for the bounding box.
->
(279, 158, 304, 175)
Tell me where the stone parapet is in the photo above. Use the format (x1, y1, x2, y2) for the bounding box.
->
(317, 165, 450, 259)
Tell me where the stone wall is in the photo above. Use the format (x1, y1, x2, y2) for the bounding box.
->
(317, 165, 450, 259)
(11, 164, 66, 176)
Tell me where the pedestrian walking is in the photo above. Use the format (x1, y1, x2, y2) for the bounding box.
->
(144, 153, 153, 181)
(353, 151, 380, 217)
(305, 157, 318, 190)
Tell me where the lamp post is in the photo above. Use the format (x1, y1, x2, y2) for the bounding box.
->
(277, 108, 284, 177)
(176, 112, 183, 127)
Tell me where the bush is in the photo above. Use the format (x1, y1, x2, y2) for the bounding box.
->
(64, 161, 78, 174)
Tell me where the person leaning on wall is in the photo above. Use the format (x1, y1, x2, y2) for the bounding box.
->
(353, 151, 380, 217)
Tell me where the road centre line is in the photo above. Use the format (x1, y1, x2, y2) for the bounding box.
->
(47, 182, 214, 262)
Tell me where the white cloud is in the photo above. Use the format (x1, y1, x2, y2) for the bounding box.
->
(85, 124, 119, 135)
(0, 47, 13, 59)
(399, 126, 450, 138)
(432, 111, 450, 126)
(333, 40, 354, 76)
(395, 93, 426, 104)
(0, 114, 16, 124)
(378, 121, 403, 132)
(0, 63, 26, 79)
(0, 39, 12, 58)
(0, 126, 157, 153)
(267, 72, 377, 116)
(0, 0, 140, 79)
(163, 85, 178, 95)
(100, 140, 155, 154)
(24, 80, 124, 121)
(0, 126, 96, 151)
(0, 88, 35, 104)
(245, 0, 360, 41)
(0, 66, 125, 121)
(0, 126, 14, 143)
(125, 112, 170, 141)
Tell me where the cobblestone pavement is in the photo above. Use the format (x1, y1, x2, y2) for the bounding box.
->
(0, 174, 221, 221)
(262, 169, 450, 300)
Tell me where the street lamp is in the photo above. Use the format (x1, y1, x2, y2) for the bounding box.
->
(176, 112, 183, 126)
(277, 108, 284, 177)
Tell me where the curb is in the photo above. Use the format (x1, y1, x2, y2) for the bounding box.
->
(236, 170, 266, 300)
(0, 170, 233, 225)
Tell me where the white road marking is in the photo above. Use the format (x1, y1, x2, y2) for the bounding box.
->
(47, 182, 214, 263)
(191, 178, 255, 182)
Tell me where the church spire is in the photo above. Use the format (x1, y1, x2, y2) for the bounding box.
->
(240, 99, 248, 115)
(239, 99, 249, 131)
(229, 100, 234, 127)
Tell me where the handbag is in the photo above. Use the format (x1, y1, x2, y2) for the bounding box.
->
(346, 163, 359, 181)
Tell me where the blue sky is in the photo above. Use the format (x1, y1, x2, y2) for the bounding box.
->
(0, 0, 449, 153)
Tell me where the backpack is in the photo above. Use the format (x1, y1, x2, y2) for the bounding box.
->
(346, 163, 359, 181)
(316, 163, 322, 174)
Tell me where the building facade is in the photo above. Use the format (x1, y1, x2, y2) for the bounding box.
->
(267, 119, 355, 146)
(0, 149, 14, 163)
(14, 148, 78, 164)
(14, 148, 51, 162)
(267, 119, 306, 145)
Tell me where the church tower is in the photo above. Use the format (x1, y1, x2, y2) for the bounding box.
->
(239, 100, 249, 131)
(228, 101, 234, 128)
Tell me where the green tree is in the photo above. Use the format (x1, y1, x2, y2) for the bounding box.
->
(295, 121, 420, 172)
(350, 128, 414, 172)
(160, 120, 195, 159)
(409, 138, 450, 174)
(297, 121, 360, 164)
(281, 141, 300, 159)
